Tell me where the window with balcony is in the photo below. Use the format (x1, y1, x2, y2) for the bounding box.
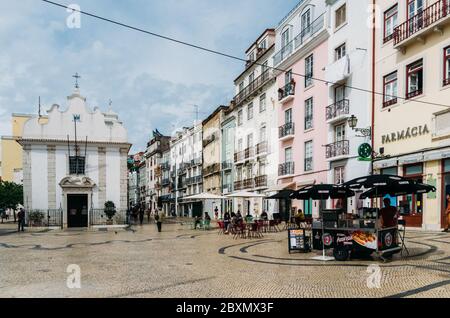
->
(247, 133, 253, 149)
(285, 147, 292, 163)
(406, 59, 423, 99)
(301, 9, 312, 35)
(285, 108, 292, 124)
(304, 141, 313, 172)
(335, 4, 347, 29)
(305, 98, 313, 130)
(305, 54, 314, 87)
(384, 4, 398, 43)
(238, 139, 243, 152)
(282, 28, 290, 48)
(238, 109, 243, 126)
(247, 103, 254, 120)
(239, 82, 244, 92)
(335, 123, 346, 142)
(259, 39, 267, 50)
(69, 156, 85, 175)
(335, 43, 346, 61)
(285, 70, 293, 84)
(383, 71, 398, 107)
(259, 93, 266, 113)
(444, 46, 450, 86)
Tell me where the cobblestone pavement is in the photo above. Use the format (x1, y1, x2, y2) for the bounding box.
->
(0, 222, 449, 298)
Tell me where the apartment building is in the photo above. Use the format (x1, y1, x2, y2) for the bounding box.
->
(144, 130, 171, 212)
(324, 0, 373, 212)
(159, 148, 173, 215)
(373, 0, 450, 230)
(274, 0, 329, 218)
(170, 122, 203, 217)
(202, 106, 228, 214)
(230, 28, 279, 216)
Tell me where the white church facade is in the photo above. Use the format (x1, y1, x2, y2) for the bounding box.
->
(18, 88, 130, 228)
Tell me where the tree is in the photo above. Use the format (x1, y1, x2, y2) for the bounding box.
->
(0, 181, 23, 222)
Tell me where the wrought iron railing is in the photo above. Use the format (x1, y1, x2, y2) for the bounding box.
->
(406, 88, 423, 100)
(244, 147, 255, 159)
(234, 150, 245, 163)
(279, 122, 295, 139)
(203, 163, 220, 176)
(278, 82, 295, 101)
(243, 178, 255, 189)
(256, 141, 268, 155)
(278, 162, 295, 176)
(25, 209, 63, 228)
(255, 175, 267, 188)
(325, 140, 350, 159)
(233, 70, 273, 107)
(221, 161, 233, 170)
(273, 41, 294, 66)
(326, 99, 350, 121)
(394, 0, 450, 45)
(234, 180, 243, 191)
(89, 209, 128, 226)
(294, 13, 325, 49)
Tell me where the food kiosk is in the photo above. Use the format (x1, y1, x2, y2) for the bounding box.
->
(312, 208, 401, 261)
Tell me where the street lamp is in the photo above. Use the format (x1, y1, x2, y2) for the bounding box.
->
(347, 115, 372, 139)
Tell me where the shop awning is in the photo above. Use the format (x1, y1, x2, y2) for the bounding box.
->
(267, 190, 295, 200)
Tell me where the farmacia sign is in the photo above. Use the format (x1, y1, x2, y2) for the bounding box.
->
(382, 125, 429, 144)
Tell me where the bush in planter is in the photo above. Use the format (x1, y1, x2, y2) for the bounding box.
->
(104, 201, 116, 221)
(28, 211, 45, 226)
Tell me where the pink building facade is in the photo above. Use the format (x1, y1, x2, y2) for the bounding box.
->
(274, 0, 329, 217)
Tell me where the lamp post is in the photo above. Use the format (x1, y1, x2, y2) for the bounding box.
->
(347, 115, 372, 139)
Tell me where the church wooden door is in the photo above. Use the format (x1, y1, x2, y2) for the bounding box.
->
(67, 194, 88, 228)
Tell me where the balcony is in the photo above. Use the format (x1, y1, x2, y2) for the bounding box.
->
(255, 175, 268, 188)
(221, 161, 233, 170)
(394, 0, 450, 49)
(325, 55, 351, 84)
(243, 178, 255, 189)
(294, 13, 326, 50)
(162, 178, 170, 186)
(161, 162, 170, 171)
(234, 180, 243, 191)
(326, 140, 350, 160)
(186, 175, 203, 185)
(244, 147, 255, 160)
(233, 70, 274, 107)
(222, 183, 233, 194)
(274, 14, 326, 67)
(406, 88, 423, 100)
(326, 99, 350, 123)
(256, 141, 268, 155)
(202, 134, 216, 148)
(203, 163, 220, 176)
(278, 82, 295, 103)
(279, 122, 295, 141)
(279, 162, 295, 177)
(234, 150, 245, 163)
(273, 41, 293, 66)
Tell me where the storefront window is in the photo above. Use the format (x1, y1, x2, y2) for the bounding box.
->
(381, 167, 398, 206)
(401, 164, 423, 215)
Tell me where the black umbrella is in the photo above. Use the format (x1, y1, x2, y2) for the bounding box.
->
(290, 184, 355, 200)
(360, 182, 436, 199)
(343, 174, 414, 190)
(267, 190, 295, 200)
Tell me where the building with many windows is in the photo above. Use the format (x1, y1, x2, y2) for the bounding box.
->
(144, 130, 171, 212)
(274, 0, 329, 218)
(324, 0, 372, 212)
(373, 0, 450, 230)
(170, 122, 203, 217)
(229, 28, 280, 217)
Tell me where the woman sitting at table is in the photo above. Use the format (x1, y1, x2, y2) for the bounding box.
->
(260, 211, 268, 221)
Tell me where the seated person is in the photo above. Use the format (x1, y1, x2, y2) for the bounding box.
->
(204, 212, 211, 221)
(380, 198, 398, 228)
(260, 211, 268, 221)
(223, 212, 231, 233)
(294, 209, 305, 228)
(194, 216, 202, 229)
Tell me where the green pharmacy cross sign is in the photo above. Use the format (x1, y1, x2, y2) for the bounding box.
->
(358, 143, 373, 161)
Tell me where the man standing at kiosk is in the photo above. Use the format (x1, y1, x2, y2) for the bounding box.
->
(380, 198, 397, 228)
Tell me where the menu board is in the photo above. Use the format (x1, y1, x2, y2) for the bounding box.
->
(288, 229, 308, 253)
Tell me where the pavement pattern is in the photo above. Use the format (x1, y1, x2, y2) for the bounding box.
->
(0, 221, 449, 298)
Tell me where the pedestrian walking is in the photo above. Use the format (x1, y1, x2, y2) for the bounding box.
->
(17, 208, 25, 232)
(155, 210, 164, 232)
(139, 205, 145, 225)
(443, 194, 450, 232)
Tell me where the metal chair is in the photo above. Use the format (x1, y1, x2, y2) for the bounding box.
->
(397, 219, 410, 257)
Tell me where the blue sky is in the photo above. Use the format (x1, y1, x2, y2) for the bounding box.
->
(0, 0, 299, 152)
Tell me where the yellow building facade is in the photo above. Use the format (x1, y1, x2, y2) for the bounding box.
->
(1, 113, 48, 183)
(373, 0, 450, 230)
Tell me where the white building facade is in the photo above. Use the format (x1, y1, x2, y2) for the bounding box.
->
(230, 29, 279, 217)
(19, 88, 130, 228)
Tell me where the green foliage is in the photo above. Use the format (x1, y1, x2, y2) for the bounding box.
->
(104, 201, 116, 220)
(28, 211, 45, 224)
(0, 181, 23, 210)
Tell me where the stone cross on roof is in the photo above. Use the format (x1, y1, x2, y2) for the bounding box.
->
(72, 72, 81, 89)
